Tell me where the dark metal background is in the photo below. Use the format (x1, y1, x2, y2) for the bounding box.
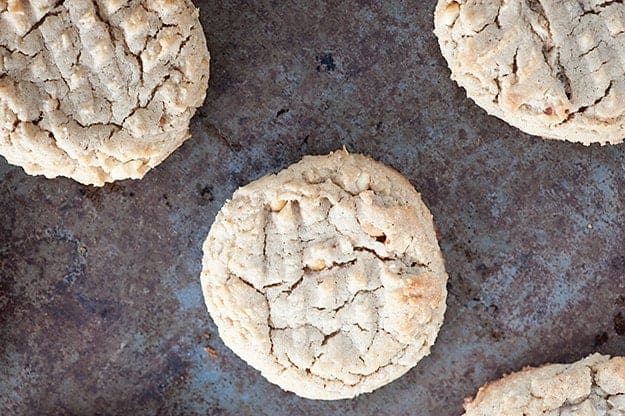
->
(2, 1, 625, 414)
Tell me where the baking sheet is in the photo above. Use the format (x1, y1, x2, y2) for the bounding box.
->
(2, 1, 625, 414)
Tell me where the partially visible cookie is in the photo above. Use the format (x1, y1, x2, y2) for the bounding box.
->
(201, 150, 448, 400)
(464, 354, 625, 415)
(434, 0, 625, 145)
(0, 0, 210, 185)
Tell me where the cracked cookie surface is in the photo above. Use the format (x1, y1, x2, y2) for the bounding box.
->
(464, 354, 625, 415)
(200, 150, 448, 400)
(434, 0, 625, 145)
(0, 0, 209, 185)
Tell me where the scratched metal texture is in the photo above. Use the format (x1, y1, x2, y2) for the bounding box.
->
(2, 1, 625, 415)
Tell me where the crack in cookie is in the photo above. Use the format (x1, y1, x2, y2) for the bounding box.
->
(201, 150, 448, 400)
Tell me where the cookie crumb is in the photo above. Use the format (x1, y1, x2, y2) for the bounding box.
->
(204, 346, 218, 359)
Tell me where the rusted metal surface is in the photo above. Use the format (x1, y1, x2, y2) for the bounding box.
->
(2, 1, 625, 414)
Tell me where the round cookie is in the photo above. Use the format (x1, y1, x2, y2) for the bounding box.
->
(434, 0, 625, 145)
(464, 354, 625, 415)
(0, 0, 209, 185)
(201, 150, 448, 400)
